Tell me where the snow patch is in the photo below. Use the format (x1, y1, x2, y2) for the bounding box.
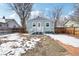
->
(46, 34, 79, 47)
(0, 33, 40, 56)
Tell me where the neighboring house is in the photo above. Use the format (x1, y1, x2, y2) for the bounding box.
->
(0, 17, 20, 33)
(0, 22, 7, 29)
(0, 18, 20, 29)
(64, 20, 79, 27)
(6, 19, 20, 29)
(26, 16, 54, 34)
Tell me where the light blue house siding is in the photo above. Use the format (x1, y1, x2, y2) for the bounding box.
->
(26, 16, 54, 34)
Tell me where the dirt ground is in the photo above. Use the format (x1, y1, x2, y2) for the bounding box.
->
(56, 40, 79, 56)
(1, 33, 77, 56)
(21, 35, 69, 56)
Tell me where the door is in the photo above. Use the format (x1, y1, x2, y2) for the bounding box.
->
(36, 22, 43, 32)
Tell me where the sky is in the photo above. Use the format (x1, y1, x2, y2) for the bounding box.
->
(0, 3, 74, 25)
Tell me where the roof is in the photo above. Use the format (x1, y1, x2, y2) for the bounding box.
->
(6, 19, 20, 27)
(0, 19, 6, 23)
(29, 16, 50, 21)
(27, 16, 54, 23)
(64, 20, 79, 27)
(0, 18, 20, 27)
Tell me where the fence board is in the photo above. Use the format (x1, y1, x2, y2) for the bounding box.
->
(55, 27, 79, 36)
(0, 28, 25, 33)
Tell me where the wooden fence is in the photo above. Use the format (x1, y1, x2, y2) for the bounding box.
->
(0, 28, 26, 33)
(55, 27, 79, 36)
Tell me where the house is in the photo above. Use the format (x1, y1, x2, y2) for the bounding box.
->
(0, 17, 20, 29)
(64, 20, 79, 27)
(6, 19, 20, 29)
(26, 16, 54, 34)
(0, 16, 20, 33)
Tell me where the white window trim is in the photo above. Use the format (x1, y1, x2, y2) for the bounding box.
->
(45, 22, 50, 28)
(32, 22, 36, 28)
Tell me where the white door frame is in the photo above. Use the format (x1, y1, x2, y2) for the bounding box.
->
(36, 22, 43, 32)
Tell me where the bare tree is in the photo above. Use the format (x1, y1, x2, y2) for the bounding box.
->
(9, 3, 33, 33)
(51, 7, 63, 28)
(70, 4, 79, 22)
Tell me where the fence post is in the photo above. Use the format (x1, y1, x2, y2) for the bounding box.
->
(74, 27, 75, 35)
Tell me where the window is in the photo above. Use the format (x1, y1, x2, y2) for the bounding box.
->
(46, 23, 49, 27)
(38, 23, 40, 27)
(33, 23, 36, 27)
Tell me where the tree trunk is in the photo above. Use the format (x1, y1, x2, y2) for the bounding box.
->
(54, 20, 58, 28)
(54, 20, 58, 33)
(21, 18, 28, 33)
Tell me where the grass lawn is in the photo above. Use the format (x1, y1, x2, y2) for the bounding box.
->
(21, 35, 69, 56)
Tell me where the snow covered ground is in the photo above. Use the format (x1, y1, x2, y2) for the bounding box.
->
(1, 33, 79, 56)
(0, 33, 40, 56)
(46, 34, 79, 48)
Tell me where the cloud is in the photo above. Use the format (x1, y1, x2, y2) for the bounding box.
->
(31, 10, 43, 18)
(0, 3, 5, 6)
(9, 13, 16, 18)
(8, 11, 17, 18)
(7, 12, 21, 25)
(10, 10, 44, 19)
(45, 8, 49, 11)
(0, 16, 2, 18)
(68, 10, 74, 15)
(64, 10, 74, 18)
(30, 10, 50, 19)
